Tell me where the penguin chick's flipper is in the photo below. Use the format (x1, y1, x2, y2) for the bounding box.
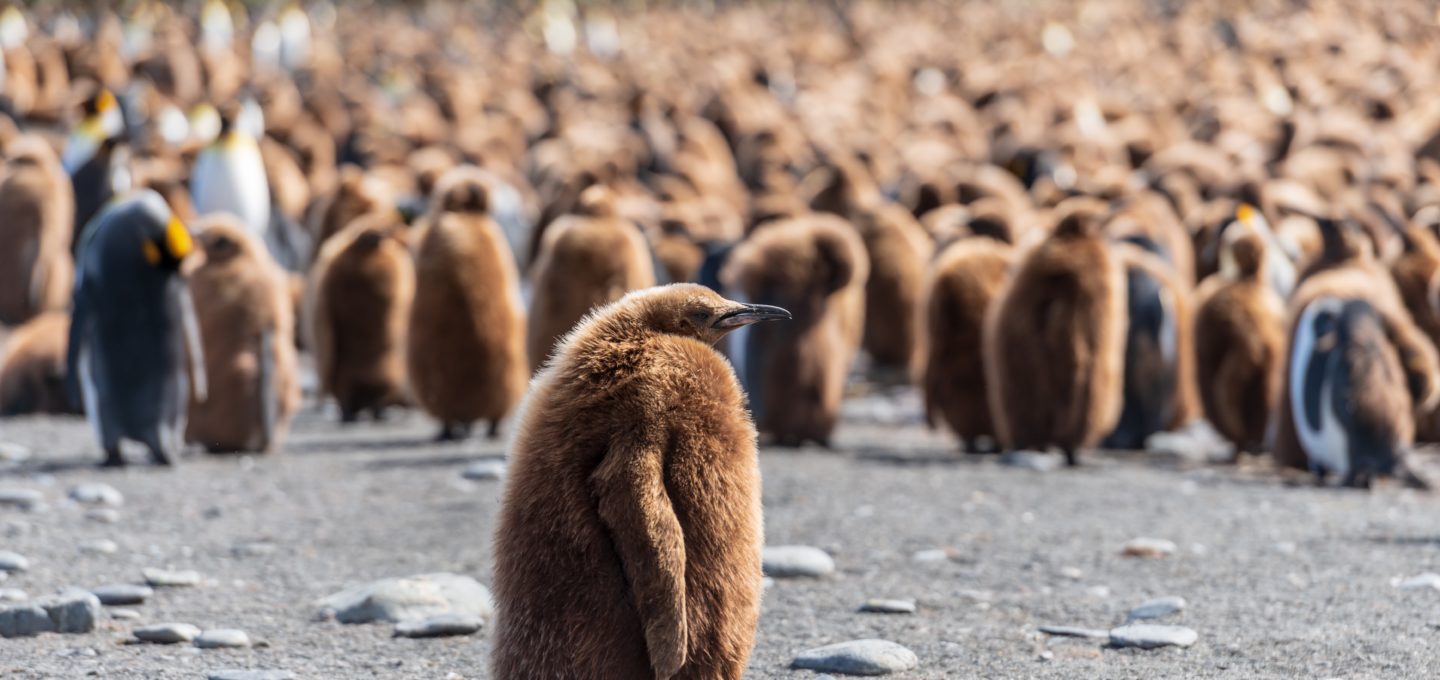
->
(179, 282, 207, 403)
(591, 436, 688, 678)
(257, 329, 277, 452)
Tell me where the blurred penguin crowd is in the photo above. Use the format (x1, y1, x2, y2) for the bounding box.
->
(2, 0, 1440, 486)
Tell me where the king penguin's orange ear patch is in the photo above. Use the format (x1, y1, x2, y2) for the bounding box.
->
(166, 216, 193, 259)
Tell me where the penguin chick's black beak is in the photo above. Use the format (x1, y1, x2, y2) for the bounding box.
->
(714, 303, 791, 329)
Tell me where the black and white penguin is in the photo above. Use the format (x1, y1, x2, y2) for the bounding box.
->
(1290, 296, 1421, 488)
(190, 101, 272, 247)
(63, 89, 129, 247)
(66, 190, 206, 467)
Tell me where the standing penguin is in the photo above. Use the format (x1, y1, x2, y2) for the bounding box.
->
(1194, 232, 1285, 455)
(0, 135, 74, 325)
(308, 213, 414, 422)
(66, 190, 205, 466)
(185, 215, 300, 453)
(189, 103, 273, 252)
(851, 201, 932, 374)
(1102, 236, 1198, 450)
(916, 236, 1013, 452)
(527, 185, 656, 372)
(1289, 296, 1435, 488)
(721, 215, 868, 447)
(407, 167, 528, 440)
(64, 89, 127, 245)
(493, 284, 788, 680)
(985, 200, 1127, 465)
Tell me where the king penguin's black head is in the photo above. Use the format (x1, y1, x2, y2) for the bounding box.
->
(112, 190, 195, 272)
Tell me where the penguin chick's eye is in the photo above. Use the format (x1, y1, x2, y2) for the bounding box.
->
(691, 311, 711, 322)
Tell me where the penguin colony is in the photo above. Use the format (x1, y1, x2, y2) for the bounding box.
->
(2, 0, 1440, 672)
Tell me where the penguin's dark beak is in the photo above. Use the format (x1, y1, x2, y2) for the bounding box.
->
(714, 303, 791, 329)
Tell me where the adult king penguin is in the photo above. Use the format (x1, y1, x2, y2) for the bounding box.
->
(190, 102, 273, 252)
(66, 190, 206, 467)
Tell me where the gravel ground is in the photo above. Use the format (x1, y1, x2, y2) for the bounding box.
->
(2, 390, 1440, 679)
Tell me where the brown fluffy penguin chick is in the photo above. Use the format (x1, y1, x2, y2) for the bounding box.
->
(526, 185, 656, 372)
(308, 166, 394, 260)
(0, 135, 74, 325)
(1193, 233, 1285, 455)
(309, 214, 415, 422)
(407, 168, 528, 441)
(1390, 226, 1440, 441)
(721, 215, 869, 447)
(852, 201, 932, 373)
(0, 311, 76, 415)
(916, 236, 1013, 452)
(492, 284, 788, 680)
(984, 200, 1127, 465)
(185, 216, 301, 453)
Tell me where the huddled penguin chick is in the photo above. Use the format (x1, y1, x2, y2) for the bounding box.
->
(985, 200, 1127, 465)
(0, 311, 76, 415)
(185, 215, 300, 453)
(852, 202, 931, 374)
(492, 284, 787, 680)
(1102, 237, 1198, 450)
(1194, 232, 1285, 455)
(1289, 295, 1436, 488)
(0, 135, 74, 325)
(309, 213, 414, 422)
(916, 236, 1012, 452)
(526, 185, 656, 372)
(66, 190, 205, 466)
(407, 167, 528, 440)
(721, 215, 869, 447)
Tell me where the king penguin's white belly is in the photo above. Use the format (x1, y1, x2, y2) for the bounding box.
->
(192, 140, 271, 238)
(1289, 304, 1349, 477)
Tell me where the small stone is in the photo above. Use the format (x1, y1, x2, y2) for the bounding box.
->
(34, 589, 102, 633)
(1109, 624, 1198, 649)
(68, 483, 123, 507)
(89, 584, 153, 605)
(231, 542, 277, 557)
(0, 604, 53, 637)
(1059, 566, 1084, 580)
(79, 539, 119, 555)
(317, 573, 494, 624)
(1127, 596, 1186, 621)
(0, 442, 31, 462)
(0, 489, 42, 511)
(1000, 450, 1063, 471)
(461, 460, 506, 481)
(144, 568, 201, 587)
(393, 613, 485, 638)
(85, 508, 120, 524)
(135, 623, 201, 644)
(1121, 538, 1177, 558)
(207, 671, 296, 680)
(858, 599, 916, 614)
(1399, 573, 1440, 591)
(1039, 625, 1110, 639)
(0, 588, 25, 602)
(791, 639, 919, 675)
(762, 546, 835, 578)
(109, 608, 141, 620)
(0, 551, 29, 572)
(195, 628, 251, 649)
(911, 548, 951, 563)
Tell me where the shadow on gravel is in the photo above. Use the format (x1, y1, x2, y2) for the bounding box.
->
(1365, 534, 1440, 547)
(282, 437, 439, 455)
(363, 453, 503, 471)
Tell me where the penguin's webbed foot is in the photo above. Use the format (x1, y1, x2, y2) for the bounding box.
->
(1062, 448, 1079, 467)
(101, 448, 125, 468)
(486, 420, 500, 440)
(147, 447, 174, 467)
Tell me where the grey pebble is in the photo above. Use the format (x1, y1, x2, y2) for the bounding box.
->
(0, 604, 52, 637)
(85, 508, 120, 524)
(792, 639, 919, 675)
(393, 613, 485, 638)
(109, 608, 141, 620)
(231, 542, 277, 557)
(68, 483, 123, 507)
(1, 589, 103, 637)
(1127, 596, 1186, 621)
(762, 546, 835, 578)
(0, 588, 25, 602)
(89, 584, 153, 605)
(144, 568, 201, 587)
(1398, 573, 1440, 591)
(0, 488, 43, 511)
(207, 671, 296, 680)
(858, 598, 916, 614)
(79, 539, 119, 555)
(134, 622, 202, 644)
(1109, 624, 1198, 649)
(0, 442, 31, 462)
(1121, 537, 1177, 558)
(317, 573, 494, 624)
(195, 628, 252, 649)
(461, 460, 506, 481)
(0, 551, 29, 572)
(999, 450, 1063, 472)
(1038, 625, 1110, 639)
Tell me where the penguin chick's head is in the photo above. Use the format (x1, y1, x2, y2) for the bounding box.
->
(627, 284, 790, 346)
(195, 214, 256, 265)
